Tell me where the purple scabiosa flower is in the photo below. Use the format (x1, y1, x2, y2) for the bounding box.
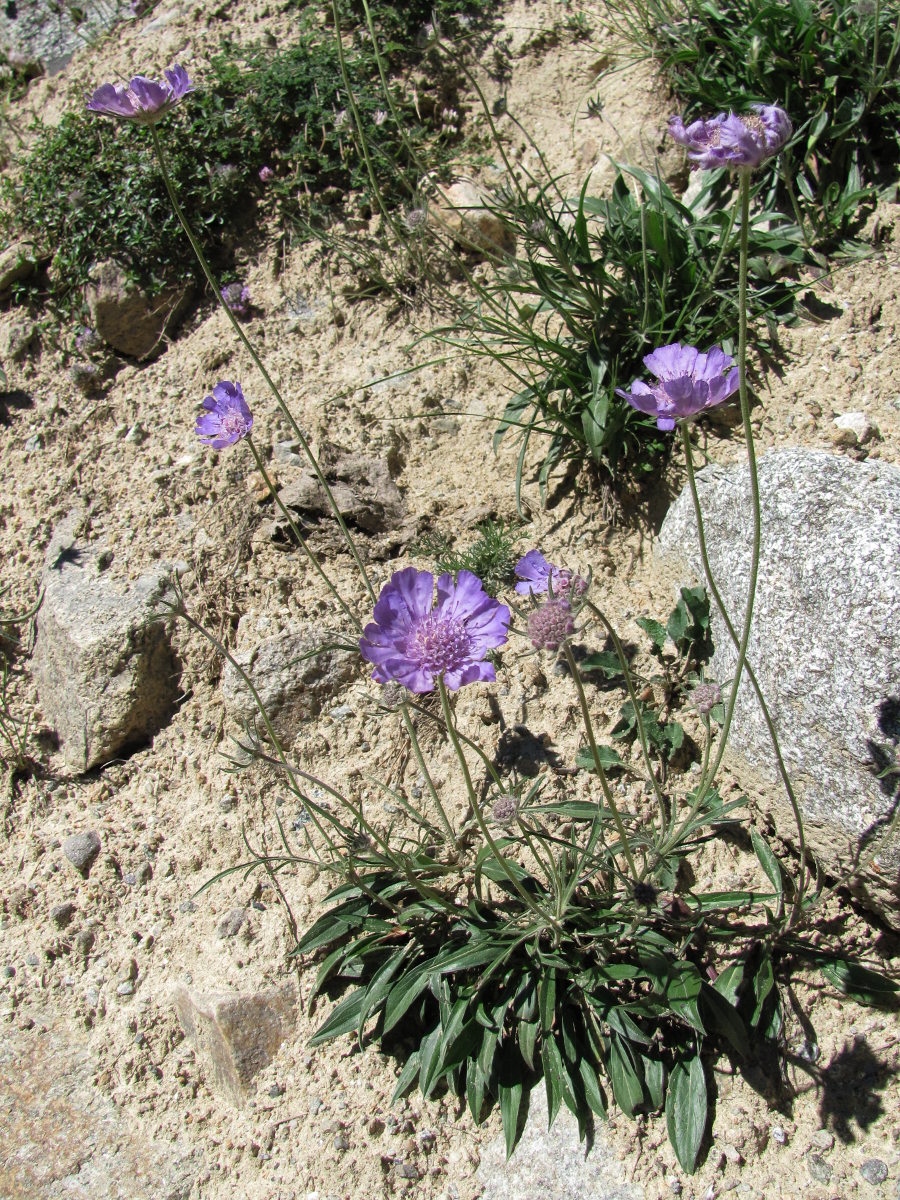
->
(258, 165, 275, 183)
(668, 104, 792, 171)
(527, 599, 575, 651)
(615, 342, 739, 432)
(514, 550, 588, 600)
(86, 63, 192, 125)
(360, 567, 510, 693)
(221, 282, 251, 316)
(195, 380, 253, 449)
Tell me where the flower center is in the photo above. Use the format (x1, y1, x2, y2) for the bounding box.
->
(407, 613, 472, 676)
(220, 412, 246, 437)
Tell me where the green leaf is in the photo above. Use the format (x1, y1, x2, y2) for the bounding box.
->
(310, 986, 368, 1044)
(818, 959, 899, 1006)
(391, 1051, 420, 1103)
(701, 984, 749, 1058)
(607, 1032, 644, 1118)
(518, 1019, 540, 1071)
(750, 828, 784, 901)
(539, 969, 557, 1033)
(641, 1054, 666, 1110)
(418, 1025, 444, 1097)
(750, 953, 776, 1029)
(665, 962, 706, 1034)
(382, 965, 432, 1034)
(499, 1077, 525, 1158)
(665, 1055, 707, 1174)
(636, 617, 667, 650)
(579, 650, 625, 678)
(578, 1056, 608, 1119)
(574, 745, 625, 773)
(713, 962, 745, 1006)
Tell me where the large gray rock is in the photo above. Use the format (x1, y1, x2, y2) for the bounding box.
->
(477, 1087, 644, 1200)
(222, 616, 356, 739)
(86, 260, 192, 360)
(32, 515, 180, 772)
(656, 449, 900, 924)
(173, 982, 297, 1105)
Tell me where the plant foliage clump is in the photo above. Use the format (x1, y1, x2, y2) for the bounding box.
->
(608, 0, 900, 240)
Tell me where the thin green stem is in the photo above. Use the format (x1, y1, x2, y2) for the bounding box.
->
(246, 436, 361, 633)
(437, 679, 554, 925)
(678, 426, 810, 924)
(148, 125, 375, 605)
(400, 703, 457, 847)
(562, 640, 639, 880)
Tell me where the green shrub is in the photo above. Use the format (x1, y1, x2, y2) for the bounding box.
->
(606, 0, 900, 241)
(0, 20, 452, 315)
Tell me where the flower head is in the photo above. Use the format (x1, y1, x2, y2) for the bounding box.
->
(75, 326, 102, 355)
(258, 165, 275, 183)
(491, 793, 519, 826)
(221, 282, 251, 316)
(615, 342, 739, 432)
(515, 550, 588, 600)
(691, 682, 722, 717)
(195, 380, 253, 449)
(360, 567, 510, 693)
(527, 599, 575, 651)
(86, 63, 192, 125)
(668, 104, 792, 171)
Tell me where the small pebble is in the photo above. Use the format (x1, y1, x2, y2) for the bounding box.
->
(50, 902, 77, 929)
(309, 1097, 323, 1115)
(667, 1178, 683, 1195)
(116, 982, 134, 997)
(811, 1129, 834, 1151)
(771, 1125, 787, 1145)
(216, 908, 247, 939)
(1, 966, 15, 979)
(333, 1133, 350, 1151)
(860, 1159, 888, 1185)
(62, 831, 101, 875)
(807, 1153, 832, 1184)
(178, 899, 197, 914)
(25, 954, 39, 967)
(268, 1083, 285, 1098)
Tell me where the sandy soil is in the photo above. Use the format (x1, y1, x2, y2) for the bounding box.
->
(0, 2, 898, 1199)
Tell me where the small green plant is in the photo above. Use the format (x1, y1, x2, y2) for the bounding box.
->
(1, 21, 448, 316)
(606, 0, 900, 242)
(438, 163, 808, 503)
(414, 518, 524, 596)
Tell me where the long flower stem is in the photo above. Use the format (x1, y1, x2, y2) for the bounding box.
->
(437, 679, 554, 926)
(679, 426, 810, 922)
(246, 436, 361, 633)
(148, 125, 375, 606)
(562, 640, 639, 880)
(400, 703, 457, 848)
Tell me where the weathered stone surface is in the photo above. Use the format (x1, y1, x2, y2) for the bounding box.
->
(0, 317, 38, 362)
(656, 449, 900, 924)
(31, 514, 180, 772)
(221, 615, 356, 738)
(0, 1019, 198, 1198)
(276, 445, 406, 535)
(477, 1086, 644, 1200)
(173, 982, 297, 1104)
(0, 240, 37, 294)
(86, 260, 193, 359)
(62, 830, 101, 875)
(431, 180, 516, 257)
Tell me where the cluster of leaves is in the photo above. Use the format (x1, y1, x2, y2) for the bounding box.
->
(443, 164, 809, 502)
(607, 0, 900, 243)
(579, 586, 713, 773)
(0, 8, 475, 317)
(413, 518, 524, 597)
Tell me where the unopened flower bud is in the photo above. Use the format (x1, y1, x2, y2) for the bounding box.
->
(491, 793, 519, 826)
(692, 682, 722, 716)
(527, 599, 575, 651)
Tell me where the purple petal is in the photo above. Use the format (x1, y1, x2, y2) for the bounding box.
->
(128, 75, 170, 113)
(86, 83, 138, 117)
(514, 550, 553, 595)
(164, 63, 193, 100)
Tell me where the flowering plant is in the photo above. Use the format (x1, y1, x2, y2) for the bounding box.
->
(86, 64, 192, 125)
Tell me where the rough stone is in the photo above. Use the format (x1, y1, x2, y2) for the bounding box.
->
(0, 1018, 198, 1198)
(431, 180, 516, 257)
(49, 901, 77, 929)
(0, 240, 37, 294)
(859, 1158, 888, 1185)
(0, 318, 38, 363)
(656, 450, 900, 925)
(85, 260, 193, 360)
(221, 615, 356, 739)
(173, 982, 297, 1105)
(276, 445, 407, 536)
(31, 513, 181, 772)
(62, 831, 101, 876)
(477, 1086, 644, 1200)
(807, 1153, 832, 1184)
(832, 411, 879, 447)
